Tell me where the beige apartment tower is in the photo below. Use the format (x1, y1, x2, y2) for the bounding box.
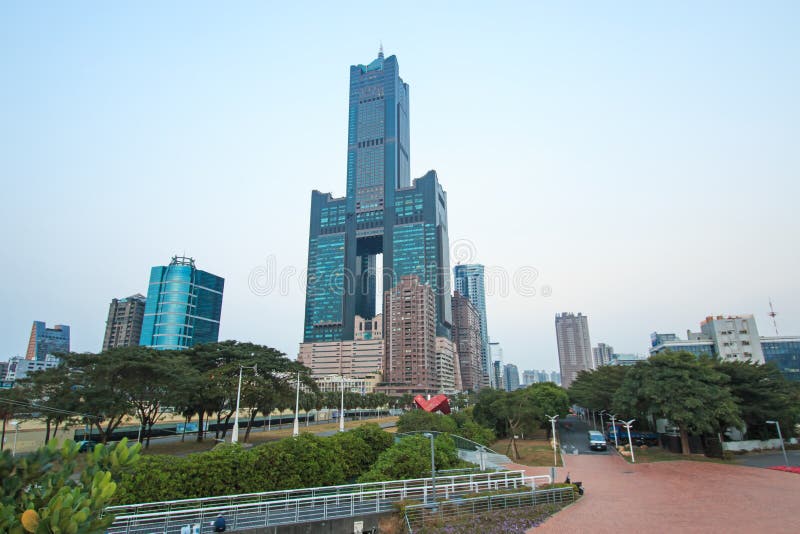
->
(555, 312, 593, 389)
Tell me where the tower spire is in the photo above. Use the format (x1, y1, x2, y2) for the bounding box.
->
(378, 42, 384, 59)
(768, 298, 779, 336)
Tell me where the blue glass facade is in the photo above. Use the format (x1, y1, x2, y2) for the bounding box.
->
(26, 321, 70, 361)
(454, 265, 490, 383)
(304, 51, 452, 343)
(139, 256, 224, 350)
(761, 337, 800, 381)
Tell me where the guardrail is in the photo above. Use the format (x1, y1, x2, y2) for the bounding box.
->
(106, 472, 549, 533)
(404, 485, 575, 533)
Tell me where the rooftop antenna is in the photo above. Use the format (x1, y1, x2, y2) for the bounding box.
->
(378, 42, 384, 59)
(768, 298, 779, 336)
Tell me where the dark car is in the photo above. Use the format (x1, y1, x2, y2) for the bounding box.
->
(77, 440, 97, 452)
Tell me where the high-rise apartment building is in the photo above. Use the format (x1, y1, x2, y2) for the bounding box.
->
(381, 275, 438, 395)
(454, 264, 490, 385)
(592, 343, 614, 367)
(522, 370, 537, 385)
(102, 294, 146, 351)
(550, 371, 561, 385)
(435, 337, 458, 393)
(555, 312, 593, 389)
(25, 321, 70, 361)
(492, 360, 505, 390)
(503, 363, 520, 391)
(303, 51, 452, 347)
(139, 256, 224, 350)
(451, 292, 483, 391)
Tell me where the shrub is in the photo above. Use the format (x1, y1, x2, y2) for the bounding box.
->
(358, 434, 463, 483)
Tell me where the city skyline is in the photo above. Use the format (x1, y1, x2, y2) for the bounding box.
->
(2, 3, 799, 371)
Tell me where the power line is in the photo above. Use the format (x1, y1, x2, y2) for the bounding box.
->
(0, 398, 101, 420)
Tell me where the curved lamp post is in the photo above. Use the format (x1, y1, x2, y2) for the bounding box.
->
(231, 364, 258, 444)
(766, 420, 789, 467)
(621, 419, 636, 463)
(422, 433, 437, 504)
(545, 414, 559, 467)
(292, 372, 301, 437)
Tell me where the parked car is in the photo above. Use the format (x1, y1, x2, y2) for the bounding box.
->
(77, 440, 97, 452)
(588, 430, 607, 451)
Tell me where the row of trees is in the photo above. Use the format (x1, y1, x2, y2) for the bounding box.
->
(472, 382, 571, 460)
(0, 341, 394, 448)
(569, 352, 800, 454)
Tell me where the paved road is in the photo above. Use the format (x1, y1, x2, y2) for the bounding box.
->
(558, 414, 611, 456)
(732, 450, 800, 468)
(505, 426, 800, 533)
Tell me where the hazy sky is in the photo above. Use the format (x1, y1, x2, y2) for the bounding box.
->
(2, 2, 798, 372)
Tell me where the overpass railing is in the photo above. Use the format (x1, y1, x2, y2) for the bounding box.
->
(106, 472, 550, 533)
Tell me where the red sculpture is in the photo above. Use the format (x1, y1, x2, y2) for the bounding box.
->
(414, 394, 451, 414)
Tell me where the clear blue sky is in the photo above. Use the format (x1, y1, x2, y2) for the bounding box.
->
(2, 2, 798, 371)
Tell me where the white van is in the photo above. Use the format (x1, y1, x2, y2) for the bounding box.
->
(588, 430, 607, 451)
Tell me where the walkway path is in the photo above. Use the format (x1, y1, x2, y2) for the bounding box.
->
(508, 453, 800, 533)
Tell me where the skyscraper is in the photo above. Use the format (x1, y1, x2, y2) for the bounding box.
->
(503, 363, 520, 391)
(555, 312, 592, 389)
(451, 291, 483, 391)
(102, 294, 146, 351)
(139, 256, 224, 350)
(25, 321, 70, 361)
(303, 50, 452, 345)
(453, 264, 490, 386)
(592, 343, 614, 367)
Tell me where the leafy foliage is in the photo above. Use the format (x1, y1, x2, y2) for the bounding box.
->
(568, 365, 630, 411)
(0, 438, 140, 533)
(118, 426, 397, 503)
(715, 361, 799, 440)
(358, 434, 463, 483)
(614, 352, 743, 454)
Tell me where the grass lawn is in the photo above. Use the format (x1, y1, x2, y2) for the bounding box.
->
(492, 438, 563, 467)
(140, 416, 398, 456)
(615, 444, 728, 464)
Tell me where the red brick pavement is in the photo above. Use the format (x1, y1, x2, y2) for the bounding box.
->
(505, 454, 800, 533)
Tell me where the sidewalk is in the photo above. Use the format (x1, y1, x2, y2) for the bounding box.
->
(509, 454, 800, 533)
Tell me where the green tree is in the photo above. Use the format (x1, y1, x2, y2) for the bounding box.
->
(16, 368, 80, 444)
(358, 434, 462, 483)
(397, 410, 458, 434)
(614, 352, 743, 455)
(715, 360, 799, 440)
(483, 384, 569, 460)
(568, 365, 630, 412)
(0, 438, 140, 533)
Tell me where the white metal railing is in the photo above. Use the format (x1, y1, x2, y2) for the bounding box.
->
(106, 472, 550, 533)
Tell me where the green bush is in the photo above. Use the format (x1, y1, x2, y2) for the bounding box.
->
(398, 408, 496, 446)
(117, 427, 396, 504)
(331, 423, 394, 480)
(358, 434, 464, 483)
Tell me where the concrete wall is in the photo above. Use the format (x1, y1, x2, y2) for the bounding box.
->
(723, 438, 783, 452)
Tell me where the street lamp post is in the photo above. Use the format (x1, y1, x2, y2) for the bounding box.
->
(607, 414, 619, 449)
(11, 420, 20, 457)
(766, 420, 790, 467)
(422, 433, 437, 504)
(231, 364, 257, 444)
(339, 376, 346, 433)
(292, 372, 301, 437)
(599, 410, 608, 435)
(546, 414, 559, 467)
(621, 419, 636, 463)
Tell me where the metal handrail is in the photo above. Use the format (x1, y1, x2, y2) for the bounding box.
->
(106, 470, 526, 516)
(106, 474, 550, 533)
